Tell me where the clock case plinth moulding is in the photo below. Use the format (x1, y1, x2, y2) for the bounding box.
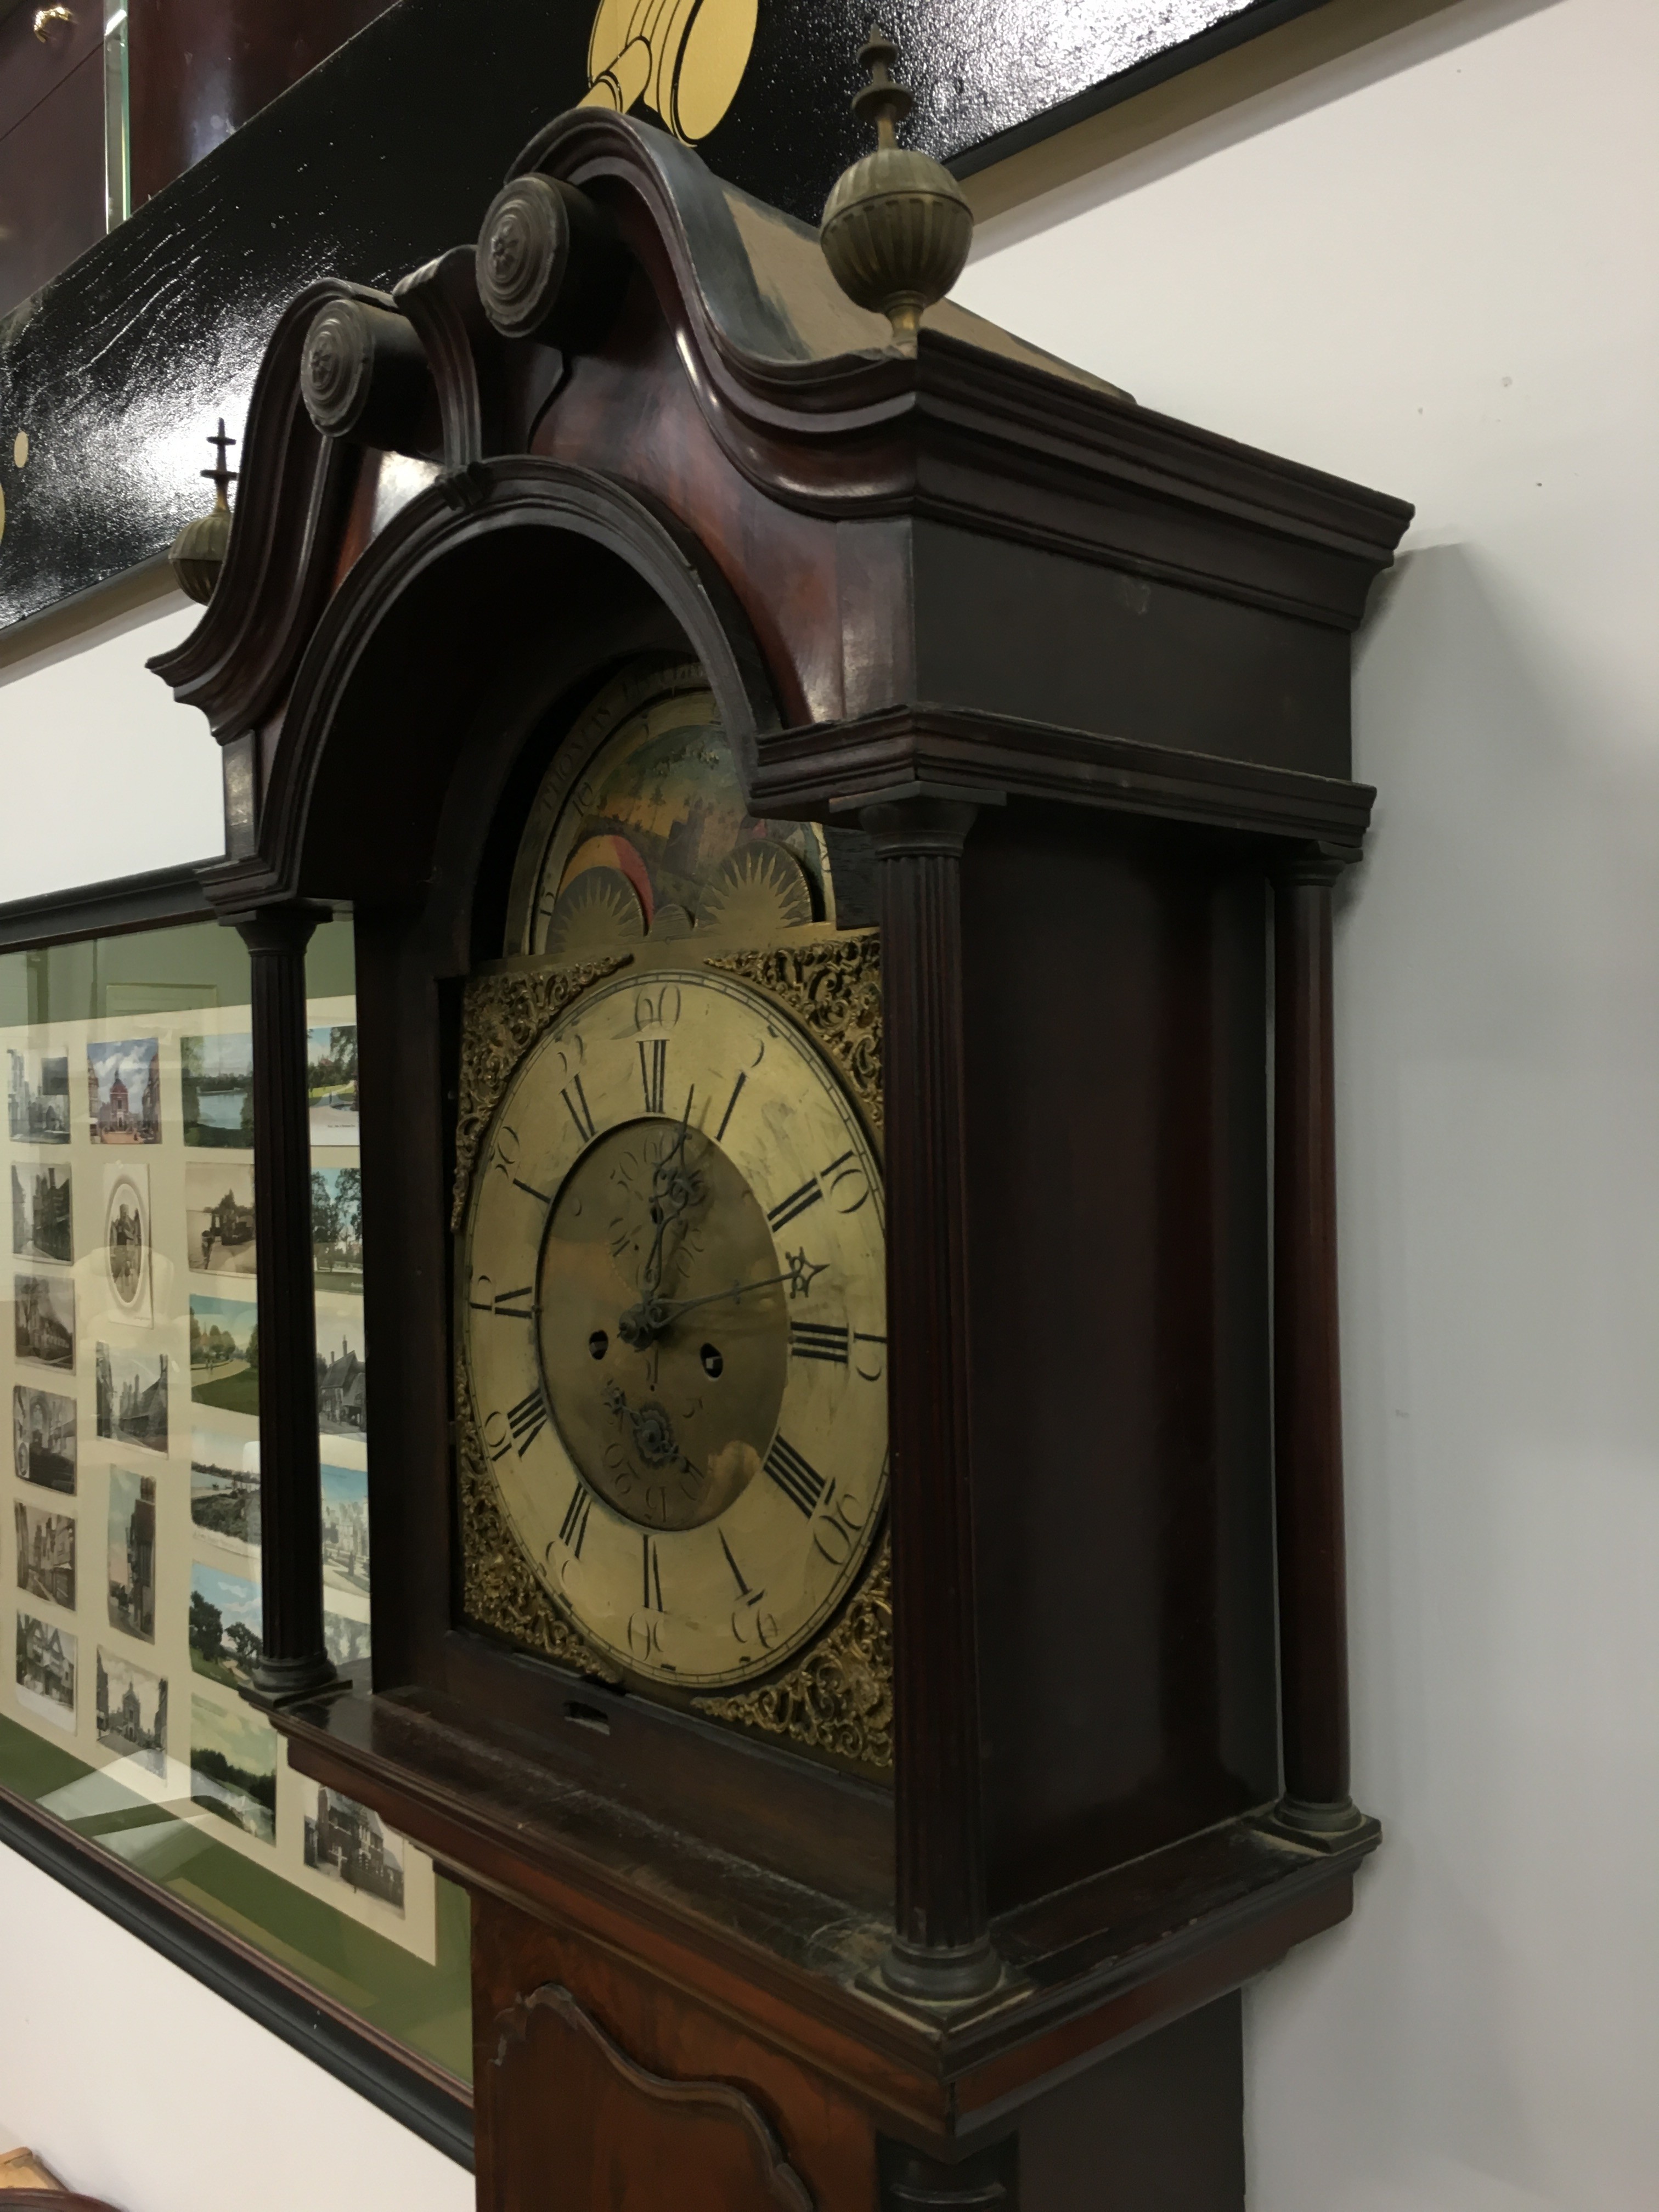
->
(151, 106, 1411, 2210)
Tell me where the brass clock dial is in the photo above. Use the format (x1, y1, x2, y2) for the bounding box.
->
(461, 967, 887, 1688)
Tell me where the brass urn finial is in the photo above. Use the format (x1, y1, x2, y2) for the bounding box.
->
(820, 26, 973, 346)
(169, 418, 238, 606)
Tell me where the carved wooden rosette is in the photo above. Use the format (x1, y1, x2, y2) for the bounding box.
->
(451, 935, 895, 1769)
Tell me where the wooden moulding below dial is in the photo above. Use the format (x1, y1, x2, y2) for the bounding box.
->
(270, 1679, 1375, 2142)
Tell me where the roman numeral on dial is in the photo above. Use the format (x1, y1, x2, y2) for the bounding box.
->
(764, 1434, 826, 1516)
(471, 1283, 534, 1320)
(767, 1179, 822, 1231)
(559, 1486, 591, 1557)
(561, 1075, 596, 1142)
(506, 1388, 548, 1456)
(638, 1039, 668, 1114)
(789, 1321, 849, 1365)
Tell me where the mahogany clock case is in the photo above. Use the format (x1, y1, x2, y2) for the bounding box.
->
(149, 106, 1410, 2198)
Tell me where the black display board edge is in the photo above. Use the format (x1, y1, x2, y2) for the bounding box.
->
(948, 0, 1333, 176)
(0, 1781, 476, 2170)
(0, 859, 216, 953)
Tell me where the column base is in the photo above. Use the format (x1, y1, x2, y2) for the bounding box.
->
(246, 1654, 345, 1711)
(1267, 1795, 1379, 1854)
(878, 1934, 1002, 2003)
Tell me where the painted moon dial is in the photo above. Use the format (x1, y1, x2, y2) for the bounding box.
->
(461, 969, 887, 1687)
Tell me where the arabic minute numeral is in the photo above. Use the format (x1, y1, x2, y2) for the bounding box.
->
(789, 1321, 849, 1366)
(764, 1434, 826, 1517)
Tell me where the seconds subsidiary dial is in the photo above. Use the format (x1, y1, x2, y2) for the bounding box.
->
(461, 969, 887, 1688)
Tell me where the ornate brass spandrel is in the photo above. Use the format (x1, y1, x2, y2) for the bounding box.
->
(708, 933, 882, 1138)
(696, 1536, 892, 1772)
(451, 954, 633, 1229)
(455, 1362, 621, 1681)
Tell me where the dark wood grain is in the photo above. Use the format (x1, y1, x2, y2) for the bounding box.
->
(235, 902, 337, 1701)
(866, 799, 995, 1997)
(473, 1892, 874, 2208)
(960, 810, 1279, 1911)
(482, 1980, 814, 2210)
(1271, 849, 1363, 1833)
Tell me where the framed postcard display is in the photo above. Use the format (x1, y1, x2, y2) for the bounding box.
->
(0, 909, 470, 2142)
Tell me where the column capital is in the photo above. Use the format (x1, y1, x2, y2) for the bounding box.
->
(860, 797, 978, 858)
(1274, 839, 1355, 891)
(228, 901, 332, 957)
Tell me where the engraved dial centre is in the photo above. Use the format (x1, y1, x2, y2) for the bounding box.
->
(538, 1120, 787, 1533)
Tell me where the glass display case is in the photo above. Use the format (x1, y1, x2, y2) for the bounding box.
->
(0, 910, 471, 2108)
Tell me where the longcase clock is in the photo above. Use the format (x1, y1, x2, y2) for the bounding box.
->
(153, 70, 1410, 2211)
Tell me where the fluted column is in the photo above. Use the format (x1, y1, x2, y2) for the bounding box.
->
(234, 903, 338, 1704)
(864, 799, 997, 1999)
(1272, 848, 1363, 1835)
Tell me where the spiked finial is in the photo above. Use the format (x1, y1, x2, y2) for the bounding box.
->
(170, 417, 238, 605)
(820, 26, 973, 346)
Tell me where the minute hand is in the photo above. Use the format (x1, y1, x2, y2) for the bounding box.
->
(653, 1269, 802, 1321)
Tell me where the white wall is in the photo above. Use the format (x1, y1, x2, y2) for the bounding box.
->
(0, 1840, 471, 2211)
(957, 1, 1659, 2205)
(0, 592, 222, 901)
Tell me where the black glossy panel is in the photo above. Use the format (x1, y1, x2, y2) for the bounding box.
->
(0, 0, 1336, 628)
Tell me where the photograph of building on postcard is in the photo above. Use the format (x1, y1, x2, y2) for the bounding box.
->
(191, 1429, 260, 1550)
(302, 1782, 404, 1912)
(316, 1317, 366, 1437)
(87, 1039, 161, 1145)
(15, 1502, 75, 1610)
(180, 1032, 252, 1149)
(189, 1561, 263, 1690)
(307, 1026, 358, 1146)
(190, 1294, 259, 1418)
(7, 1049, 70, 1144)
(95, 1650, 167, 1776)
(14, 1272, 74, 1372)
(10, 1164, 72, 1265)
(13, 1385, 75, 1494)
(96, 1345, 168, 1454)
(321, 1463, 369, 1595)
(16, 1614, 76, 1732)
(107, 1468, 157, 1641)
(187, 1161, 255, 1277)
(190, 1694, 276, 1844)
